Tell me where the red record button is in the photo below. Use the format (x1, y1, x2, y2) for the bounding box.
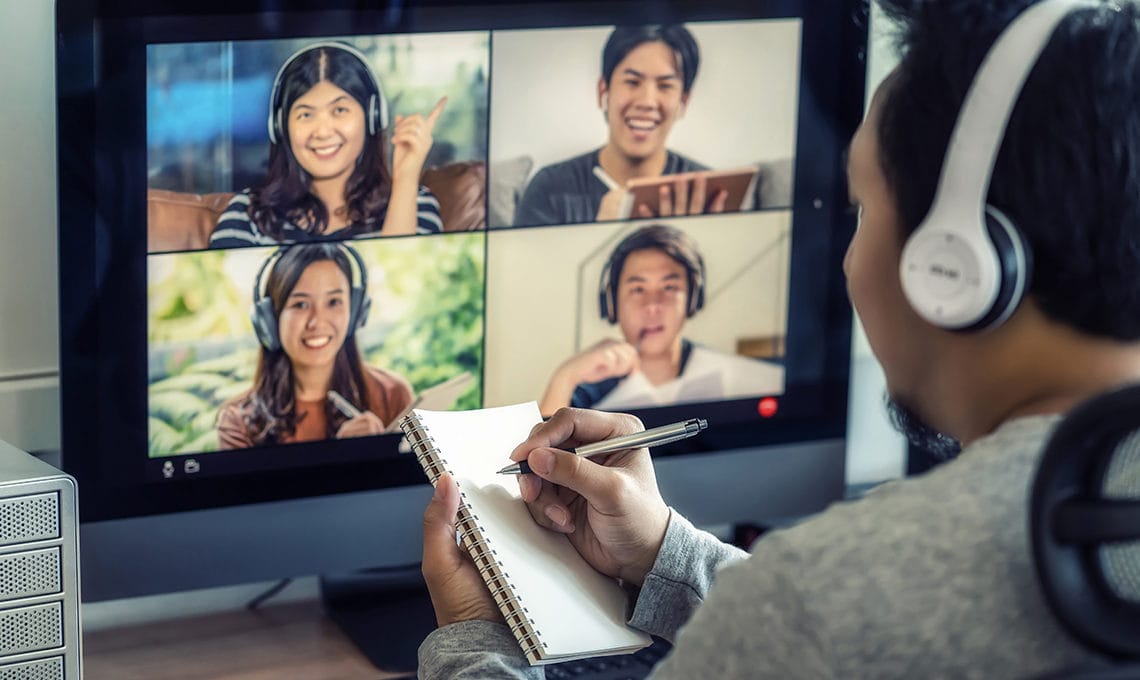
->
(757, 397, 779, 418)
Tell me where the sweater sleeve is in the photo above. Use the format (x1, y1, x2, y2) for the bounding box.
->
(628, 510, 748, 641)
(417, 620, 543, 680)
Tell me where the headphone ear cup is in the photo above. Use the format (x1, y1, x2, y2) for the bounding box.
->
(688, 282, 704, 317)
(972, 205, 1030, 331)
(899, 206, 1029, 333)
(598, 266, 616, 324)
(350, 287, 371, 334)
(375, 92, 389, 133)
(367, 94, 380, 136)
(268, 108, 282, 145)
(250, 298, 280, 352)
(688, 261, 706, 317)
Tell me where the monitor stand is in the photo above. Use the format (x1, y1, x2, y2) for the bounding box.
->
(319, 567, 437, 675)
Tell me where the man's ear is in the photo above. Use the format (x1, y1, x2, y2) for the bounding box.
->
(597, 78, 609, 113)
(678, 92, 691, 118)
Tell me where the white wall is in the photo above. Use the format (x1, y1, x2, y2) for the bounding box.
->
(0, 0, 60, 452)
(489, 20, 800, 177)
(0, 1, 904, 485)
(845, 3, 907, 484)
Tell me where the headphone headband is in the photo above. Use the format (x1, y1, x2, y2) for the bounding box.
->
(266, 41, 389, 145)
(930, 0, 1094, 223)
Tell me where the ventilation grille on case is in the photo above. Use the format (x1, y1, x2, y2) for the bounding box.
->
(0, 604, 62, 656)
(0, 550, 60, 603)
(0, 496, 58, 548)
(0, 657, 63, 680)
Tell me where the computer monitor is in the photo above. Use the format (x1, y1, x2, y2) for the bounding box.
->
(56, 0, 863, 607)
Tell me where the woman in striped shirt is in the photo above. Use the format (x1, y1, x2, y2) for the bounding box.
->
(210, 42, 444, 248)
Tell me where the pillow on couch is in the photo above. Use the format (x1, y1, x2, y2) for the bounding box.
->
(486, 155, 534, 228)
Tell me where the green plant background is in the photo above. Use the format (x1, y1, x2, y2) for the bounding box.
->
(147, 235, 485, 458)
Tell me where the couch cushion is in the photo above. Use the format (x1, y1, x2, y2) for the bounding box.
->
(148, 189, 233, 252)
(147, 161, 489, 252)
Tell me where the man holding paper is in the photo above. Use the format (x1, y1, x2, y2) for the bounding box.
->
(420, 0, 1140, 676)
(512, 24, 731, 227)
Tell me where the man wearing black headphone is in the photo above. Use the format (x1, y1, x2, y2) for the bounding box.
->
(420, 1, 1140, 678)
(537, 224, 784, 416)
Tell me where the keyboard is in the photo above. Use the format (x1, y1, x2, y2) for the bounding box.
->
(544, 639, 671, 680)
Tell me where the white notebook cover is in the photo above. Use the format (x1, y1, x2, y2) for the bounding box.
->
(409, 401, 651, 664)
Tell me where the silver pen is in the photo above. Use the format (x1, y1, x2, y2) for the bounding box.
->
(327, 390, 363, 419)
(497, 418, 708, 475)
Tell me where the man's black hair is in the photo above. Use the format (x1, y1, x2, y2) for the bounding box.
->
(875, 0, 1140, 340)
(601, 224, 706, 321)
(601, 25, 700, 92)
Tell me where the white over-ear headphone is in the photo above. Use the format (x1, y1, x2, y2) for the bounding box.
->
(900, 0, 1095, 331)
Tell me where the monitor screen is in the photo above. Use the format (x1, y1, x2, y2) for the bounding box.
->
(57, 0, 864, 599)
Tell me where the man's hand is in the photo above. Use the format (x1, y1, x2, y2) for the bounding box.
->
(510, 408, 670, 586)
(421, 472, 503, 627)
(539, 339, 640, 416)
(335, 411, 384, 439)
(633, 175, 729, 218)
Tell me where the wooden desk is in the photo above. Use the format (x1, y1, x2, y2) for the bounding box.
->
(82, 599, 416, 680)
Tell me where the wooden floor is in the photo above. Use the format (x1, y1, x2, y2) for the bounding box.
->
(82, 599, 416, 680)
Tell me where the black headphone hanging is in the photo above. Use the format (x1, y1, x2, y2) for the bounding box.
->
(250, 243, 371, 352)
(266, 41, 389, 146)
(1031, 383, 1140, 660)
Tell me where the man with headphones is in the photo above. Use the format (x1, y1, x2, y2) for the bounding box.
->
(513, 25, 729, 228)
(537, 224, 784, 416)
(420, 1, 1140, 677)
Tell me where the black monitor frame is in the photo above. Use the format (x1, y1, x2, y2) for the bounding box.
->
(57, 0, 864, 535)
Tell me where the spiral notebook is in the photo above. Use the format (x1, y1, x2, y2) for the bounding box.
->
(400, 401, 652, 665)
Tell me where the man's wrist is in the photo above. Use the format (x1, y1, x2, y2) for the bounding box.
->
(618, 505, 671, 586)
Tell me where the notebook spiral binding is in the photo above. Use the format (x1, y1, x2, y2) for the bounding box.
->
(401, 413, 546, 663)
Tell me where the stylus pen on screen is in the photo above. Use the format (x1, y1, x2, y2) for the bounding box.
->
(497, 418, 708, 475)
(327, 390, 363, 419)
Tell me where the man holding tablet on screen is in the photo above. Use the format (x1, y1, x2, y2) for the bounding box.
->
(513, 24, 734, 227)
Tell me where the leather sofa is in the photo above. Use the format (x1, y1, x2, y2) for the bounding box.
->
(148, 160, 487, 252)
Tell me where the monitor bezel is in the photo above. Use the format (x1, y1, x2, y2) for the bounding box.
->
(57, 0, 865, 523)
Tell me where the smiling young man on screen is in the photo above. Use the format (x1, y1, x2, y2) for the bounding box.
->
(511, 24, 729, 227)
(419, 1, 1140, 677)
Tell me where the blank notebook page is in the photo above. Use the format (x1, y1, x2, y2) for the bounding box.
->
(416, 402, 651, 662)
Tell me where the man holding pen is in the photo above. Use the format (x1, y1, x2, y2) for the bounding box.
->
(420, 0, 1140, 676)
(512, 24, 728, 227)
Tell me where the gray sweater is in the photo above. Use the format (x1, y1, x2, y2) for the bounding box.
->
(417, 414, 1105, 678)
